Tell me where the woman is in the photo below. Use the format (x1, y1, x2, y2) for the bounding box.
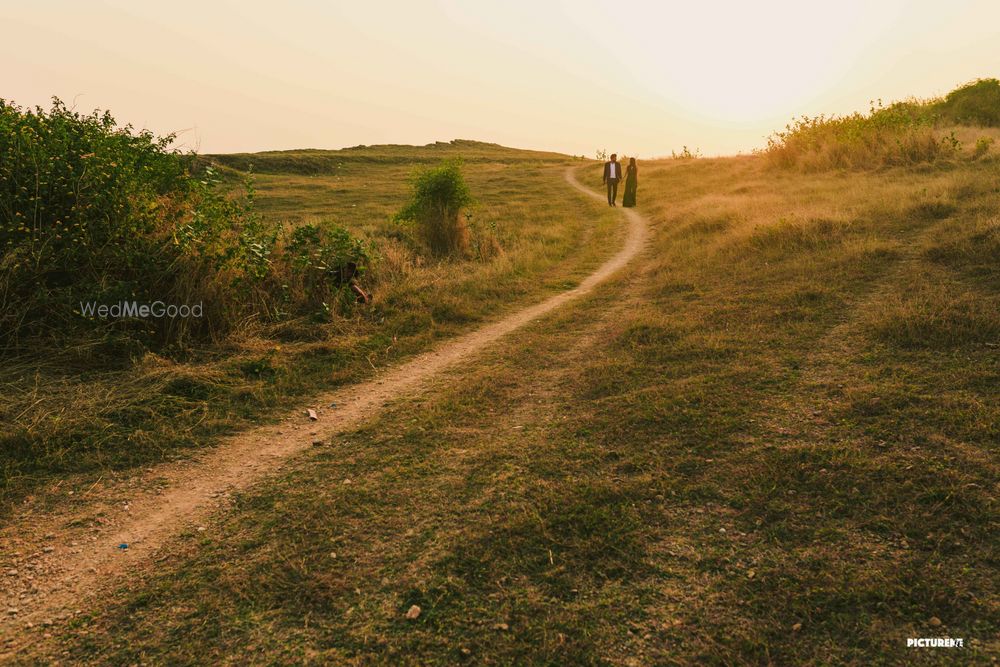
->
(622, 157, 638, 207)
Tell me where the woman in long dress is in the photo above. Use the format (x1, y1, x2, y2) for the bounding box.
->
(622, 157, 638, 207)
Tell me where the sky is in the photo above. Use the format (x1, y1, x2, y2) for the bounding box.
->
(3, 0, 999, 157)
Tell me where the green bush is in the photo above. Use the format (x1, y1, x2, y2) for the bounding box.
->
(1, 98, 199, 348)
(280, 222, 374, 314)
(935, 78, 1000, 127)
(0, 98, 372, 354)
(395, 159, 473, 256)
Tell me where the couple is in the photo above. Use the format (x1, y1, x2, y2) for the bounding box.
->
(602, 153, 637, 207)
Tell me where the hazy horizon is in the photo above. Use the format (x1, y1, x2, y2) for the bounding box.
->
(4, 0, 999, 157)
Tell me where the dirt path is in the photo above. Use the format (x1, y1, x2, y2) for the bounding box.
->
(0, 168, 647, 653)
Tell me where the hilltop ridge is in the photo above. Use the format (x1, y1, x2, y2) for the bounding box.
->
(211, 139, 577, 174)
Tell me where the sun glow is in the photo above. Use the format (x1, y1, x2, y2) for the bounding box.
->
(2, 0, 998, 156)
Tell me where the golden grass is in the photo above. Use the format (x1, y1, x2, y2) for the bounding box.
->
(19, 147, 1000, 664)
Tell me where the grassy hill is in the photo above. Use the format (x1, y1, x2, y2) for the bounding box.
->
(40, 124, 1000, 664)
(0, 138, 613, 513)
(211, 139, 575, 174)
(6, 81, 1000, 664)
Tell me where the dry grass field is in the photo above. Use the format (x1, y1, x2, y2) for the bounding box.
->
(17, 137, 998, 664)
(5, 78, 1000, 666)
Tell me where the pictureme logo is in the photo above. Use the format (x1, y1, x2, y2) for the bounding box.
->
(79, 301, 203, 319)
(907, 637, 964, 648)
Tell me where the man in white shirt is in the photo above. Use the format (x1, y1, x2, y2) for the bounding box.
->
(602, 153, 624, 206)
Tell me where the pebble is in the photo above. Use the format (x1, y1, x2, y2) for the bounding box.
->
(792, 622, 802, 632)
(929, 616, 942, 627)
(43, 546, 54, 553)
(405, 605, 421, 620)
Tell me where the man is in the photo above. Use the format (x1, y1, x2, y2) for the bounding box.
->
(602, 153, 624, 206)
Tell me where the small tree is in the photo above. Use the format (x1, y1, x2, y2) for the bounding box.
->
(395, 159, 473, 256)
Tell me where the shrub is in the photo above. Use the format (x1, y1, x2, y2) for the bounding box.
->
(0, 98, 372, 354)
(762, 99, 954, 170)
(285, 223, 372, 282)
(279, 222, 374, 314)
(395, 159, 473, 256)
(0, 97, 198, 348)
(973, 137, 994, 160)
(166, 166, 278, 340)
(935, 78, 1000, 127)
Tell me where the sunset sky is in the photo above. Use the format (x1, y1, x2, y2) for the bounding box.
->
(4, 0, 998, 157)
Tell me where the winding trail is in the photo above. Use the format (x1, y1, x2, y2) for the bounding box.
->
(0, 168, 648, 653)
